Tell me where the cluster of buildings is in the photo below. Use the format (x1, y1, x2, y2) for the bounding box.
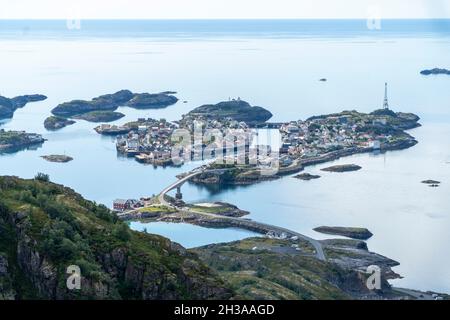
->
(0, 130, 45, 150)
(279, 113, 389, 160)
(116, 116, 259, 166)
(116, 118, 177, 165)
(179, 115, 250, 132)
(112, 198, 151, 212)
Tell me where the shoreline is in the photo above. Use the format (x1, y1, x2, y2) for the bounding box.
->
(185, 137, 418, 187)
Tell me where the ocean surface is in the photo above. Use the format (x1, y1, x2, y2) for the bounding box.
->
(0, 19, 449, 293)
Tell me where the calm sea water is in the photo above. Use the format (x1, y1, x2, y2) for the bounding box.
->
(0, 20, 449, 293)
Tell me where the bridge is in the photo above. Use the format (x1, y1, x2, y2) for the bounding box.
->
(156, 166, 326, 261)
(158, 167, 228, 206)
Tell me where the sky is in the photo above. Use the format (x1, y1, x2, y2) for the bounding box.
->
(0, 0, 449, 19)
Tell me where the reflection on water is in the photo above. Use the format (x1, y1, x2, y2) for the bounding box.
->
(129, 221, 259, 248)
(0, 20, 449, 293)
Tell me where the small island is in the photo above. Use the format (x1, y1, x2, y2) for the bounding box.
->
(0, 130, 45, 153)
(321, 164, 362, 173)
(0, 94, 47, 120)
(95, 117, 169, 136)
(422, 180, 441, 188)
(188, 202, 249, 218)
(126, 93, 179, 109)
(44, 116, 76, 130)
(176, 107, 420, 186)
(420, 68, 450, 76)
(314, 226, 373, 240)
(41, 154, 73, 163)
(180, 98, 273, 125)
(422, 179, 440, 185)
(73, 110, 125, 123)
(294, 173, 321, 180)
(51, 90, 178, 118)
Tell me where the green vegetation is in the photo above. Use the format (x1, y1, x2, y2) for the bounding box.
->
(44, 116, 76, 130)
(181, 99, 273, 124)
(34, 173, 50, 182)
(73, 111, 125, 123)
(0, 131, 27, 145)
(51, 90, 178, 117)
(0, 176, 231, 300)
(314, 226, 373, 240)
(138, 206, 176, 214)
(0, 131, 44, 152)
(190, 205, 231, 214)
(193, 238, 353, 300)
(0, 94, 47, 121)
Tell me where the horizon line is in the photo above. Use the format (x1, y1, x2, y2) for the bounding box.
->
(1, 18, 450, 21)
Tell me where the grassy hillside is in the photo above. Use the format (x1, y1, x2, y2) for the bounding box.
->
(0, 175, 231, 300)
(193, 238, 395, 300)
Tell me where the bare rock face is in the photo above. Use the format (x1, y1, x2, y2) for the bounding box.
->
(0, 255, 8, 276)
(0, 254, 16, 300)
(0, 176, 232, 300)
(16, 234, 58, 298)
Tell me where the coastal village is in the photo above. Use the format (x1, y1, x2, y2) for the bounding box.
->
(278, 108, 418, 160)
(0, 129, 45, 152)
(1, 85, 447, 300)
(109, 85, 420, 215)
(95, 85, 419, 188)
(97, 101, 257, 166)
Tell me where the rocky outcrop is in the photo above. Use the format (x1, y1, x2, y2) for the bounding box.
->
(314, 226, 373, 240)
(51, 90, 178, 117)
(193, 237, 400, 300)
(0, 254, 15, 299)
(126, 93, 179, 109)
(0, 131, 46, 153)
(183, 99, 273, 124)
(422, 180, 440, 185)
(41, 155, 73, 163)
(321, 164, 362, 173)
(0, 94, 47, 121)
(0, 176, 232, 300)
(44, 116, 76, 130)
(420, 68, 450, 75)
(294, 173, 321, 180)
(72, 111, 125, 123)
(320, 238, 400, 281)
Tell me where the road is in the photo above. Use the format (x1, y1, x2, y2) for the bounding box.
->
(392, 288, 440, 300)
(157, 167, 227, 206)
(185, 207, 326, 261)
(155, 167, 326, 261)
